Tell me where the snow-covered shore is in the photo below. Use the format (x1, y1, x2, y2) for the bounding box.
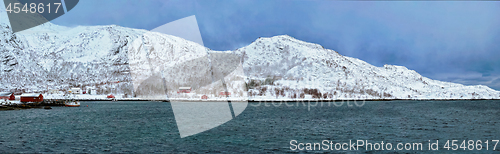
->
(2, 93, 496, 104)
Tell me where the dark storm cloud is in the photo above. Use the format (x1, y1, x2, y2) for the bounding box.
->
(50, 0, 500, 90)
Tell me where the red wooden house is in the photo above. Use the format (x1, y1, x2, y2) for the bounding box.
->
(20, 93, 43, 103)
(201, 95, 208, 99)
(0, 92, 15, 100)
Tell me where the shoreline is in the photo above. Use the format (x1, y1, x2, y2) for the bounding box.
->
(43, 98, 500, 102)
(1, 99, 497, 111)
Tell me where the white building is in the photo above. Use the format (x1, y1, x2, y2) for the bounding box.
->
(70, 88, 82, 94)
(48, 89, 60, 94)
(86, 87, 96, 95)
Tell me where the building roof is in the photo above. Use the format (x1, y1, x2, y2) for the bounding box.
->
(179, 87, 191, 90)
(20, 93, 42, 97)
(0, 92, 12, 96)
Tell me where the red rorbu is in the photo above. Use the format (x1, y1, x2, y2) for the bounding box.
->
(20, 93, 43, 103)
(0, 92, 15, 101)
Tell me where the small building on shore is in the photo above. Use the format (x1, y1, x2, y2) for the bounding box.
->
(0, 92, 15, 101)
(85, 87, 96, 95)
(48, 89, 61, 94)
(69, 88, 82, 94)
(177, 87, 191, 93)
(20, 93, 43, 103)
(219, 92, 231, 97)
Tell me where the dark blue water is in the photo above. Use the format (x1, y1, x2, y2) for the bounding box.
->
(0, 100, 499, 153)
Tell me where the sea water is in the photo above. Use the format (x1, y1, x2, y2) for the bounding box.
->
(0, 100, 498, 153)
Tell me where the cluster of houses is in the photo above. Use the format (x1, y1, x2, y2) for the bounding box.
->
(0, 86, 233, 103)
(0, 92, 44, 103)
(0, 87, 87, 104)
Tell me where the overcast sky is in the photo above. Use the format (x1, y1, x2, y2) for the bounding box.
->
(50, 0, 500, 90)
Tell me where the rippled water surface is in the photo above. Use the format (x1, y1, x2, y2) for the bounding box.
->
(0, 100, 499, 153)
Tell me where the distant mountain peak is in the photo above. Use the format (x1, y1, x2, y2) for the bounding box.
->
(250, 35, 326, 52)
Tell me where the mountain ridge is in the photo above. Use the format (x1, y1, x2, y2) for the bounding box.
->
(233, 35, 499, 99)
(0, 13, 498, 99)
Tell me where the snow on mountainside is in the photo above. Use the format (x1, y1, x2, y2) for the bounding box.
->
(234, 35, 500, 99)
(0, 7, 498, 99)
(127, 31, 247, 100)
(0, 8, 146, 94)
(0, 24, 143, 94)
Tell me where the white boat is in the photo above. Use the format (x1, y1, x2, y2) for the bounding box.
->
(65, 100, 80, 107)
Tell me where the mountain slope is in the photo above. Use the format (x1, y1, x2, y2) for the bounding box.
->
(234, 35, 500, 99)
(0, 23, 147, 93)
(0, 7, 149, 94)
(0, 9, 498, 99)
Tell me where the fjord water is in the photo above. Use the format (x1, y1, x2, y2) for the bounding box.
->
(0, 101, 498, 153)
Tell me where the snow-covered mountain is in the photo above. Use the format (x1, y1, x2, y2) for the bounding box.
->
(233, 35, 500, 99)
(0, 9, 498, 99)
(0, 7, 146, 94)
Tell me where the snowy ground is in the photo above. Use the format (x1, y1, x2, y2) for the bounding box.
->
(18, 93, 500, 102)
(0, 100, 21, 105)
